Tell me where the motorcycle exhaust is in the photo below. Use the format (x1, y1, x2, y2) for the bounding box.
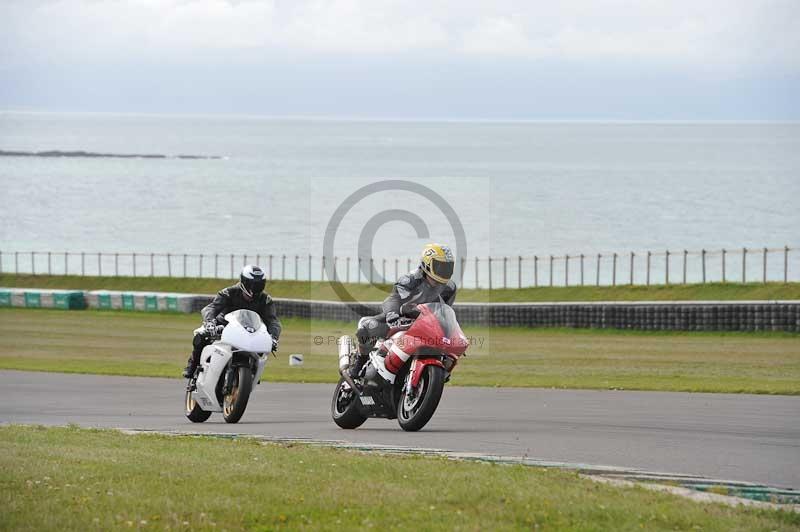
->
(337, 335, 360, 393)
(338, 335, 352, 371)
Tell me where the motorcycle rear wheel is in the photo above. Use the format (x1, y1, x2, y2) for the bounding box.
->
(397, 365, 445, 432)
(185, 389, 212, 423)
(331, 378, 367, 429)
(222, 366, 253, 424)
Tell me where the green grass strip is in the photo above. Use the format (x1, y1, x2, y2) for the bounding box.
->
(1, 425, 797, 531)
(2, 274, 799, 302)
(1, 308, 798, 394)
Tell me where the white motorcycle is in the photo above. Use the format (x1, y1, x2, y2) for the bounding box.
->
(184, 309, 273, 424)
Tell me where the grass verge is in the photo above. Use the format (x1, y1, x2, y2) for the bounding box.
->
(1, 425, 798, 531)
(2, 274, 799, 302)
(1, 308, 798, 394)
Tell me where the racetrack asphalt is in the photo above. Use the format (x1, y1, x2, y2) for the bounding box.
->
(1, 370, 798, 490)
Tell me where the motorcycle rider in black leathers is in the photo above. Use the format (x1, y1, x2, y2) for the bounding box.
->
(353, 243, 457, 379)
(182, 265, 282, 378)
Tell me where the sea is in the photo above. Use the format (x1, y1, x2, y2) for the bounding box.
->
(1, 111, 798, 287)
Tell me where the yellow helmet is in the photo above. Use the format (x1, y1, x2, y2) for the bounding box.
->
(420, 243, 455, 284)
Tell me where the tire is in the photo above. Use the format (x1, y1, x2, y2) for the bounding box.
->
(222, 366, 253, 424)
(331, 378, 367, 429)
(397, 365, 445, 432)
(185, 389, 211, 423)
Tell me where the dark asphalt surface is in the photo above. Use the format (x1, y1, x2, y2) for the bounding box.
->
(1, 370, 798, 489)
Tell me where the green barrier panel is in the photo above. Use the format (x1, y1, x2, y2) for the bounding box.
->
(57, 292, 86, 310)
(53, 293, 70, 309)
(98, 294, 112, 309)
(145, 296, 158, 311)
(166, 297, 178, 311)
(25, 293, 41, 308)
(122, 294, 135, 310)
(0, 291, 10, 307)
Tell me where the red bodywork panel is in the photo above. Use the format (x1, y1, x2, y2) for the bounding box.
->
(400, 304, 468, 387)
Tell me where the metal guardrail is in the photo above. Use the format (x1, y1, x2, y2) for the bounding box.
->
(0, 246, 796, 289)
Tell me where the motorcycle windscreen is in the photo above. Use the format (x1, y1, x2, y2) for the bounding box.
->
(224, 309, 264, 330)
(403, 303, 468, 357)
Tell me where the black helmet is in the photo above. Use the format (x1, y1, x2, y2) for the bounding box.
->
(239, 265, 266, 300)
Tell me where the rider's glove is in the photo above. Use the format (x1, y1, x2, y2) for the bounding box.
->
(203, 321, 218, 337)
(385, 311, 401, 326)
(271, 337, 279, 352)
(400, 302, 420, 319)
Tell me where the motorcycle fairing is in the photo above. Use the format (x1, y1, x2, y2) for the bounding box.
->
(400, 303, 468, 358)
(193, 342, 233, 412)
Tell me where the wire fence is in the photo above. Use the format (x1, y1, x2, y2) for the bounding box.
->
(0, 246, 796, 289)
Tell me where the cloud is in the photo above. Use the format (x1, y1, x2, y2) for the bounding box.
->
(1, 0, 798, 75)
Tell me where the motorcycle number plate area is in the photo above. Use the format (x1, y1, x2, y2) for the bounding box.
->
(194, 393, 216, 410)
(359, 395, 375, 406)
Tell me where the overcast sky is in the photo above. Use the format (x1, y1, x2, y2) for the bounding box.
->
(1, 0, 798, 120)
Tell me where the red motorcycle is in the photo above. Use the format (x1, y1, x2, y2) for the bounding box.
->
(331, 302, 468, 431)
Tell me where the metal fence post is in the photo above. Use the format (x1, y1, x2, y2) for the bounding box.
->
(98, 252, 102, 276)
(182, 254, 187, 277)
(763, 247, 768, 284)
(395, 258, 400, 281)
(357, 257, 362, 283)
(564, 255, 569, 286)
(294, 255, 299, 281)
(629, 252, 634, 285)
(47, 251, 51, 275)
(549, 255, 554, 287)
(596, 254, 601, 286)
(742, 248, 747, 283)
(381, 258, 386, 283)
(167, 253, 171, 277)
(15, 251, 19, 274)
(346, 257, 350, 283)
(115, 253, 119, 276)
(407, 258, 411, 273)
(64, 252, 68, 275)
(243, 254, 247, 268)
(665, 250, 670, 285)
(475, 257, 479, 289)
(646, 251, 651, 286)
(31, 251, 35, 275)
(322, 256, 327, 281)
(722, 249, 726, 282)
(199, 254, 204, 278)
(682, 250, 687, 284)
(81, 252, 85, 276)
(461, 257, 466, 286)
(309, 255, 312, 282)
(612, 253, 617, 286)
(132, 253, 136, 276)
(150, 253, 154, 277)
(580, 254, 584, 286)
(487, 257, 493, 290)
(785, 246, 790, 283)
(701, 249, 706, 283)
(333, 256, 338, 281)
(534, 256, 538, 287)
(503, 256, 507, 289)
(518, 256, 522, 288)
(369, 258, 374, 284)
(256, 254, 261, 269)
(268, 255, 273, 279)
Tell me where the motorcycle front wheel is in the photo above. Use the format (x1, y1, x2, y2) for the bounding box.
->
(331, 378, 367, 429)
(185, 389, 211, 423)
(397, 365, 445, 432)
(222, 366, 253, 424)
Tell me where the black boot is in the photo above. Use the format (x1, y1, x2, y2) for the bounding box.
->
(182, 352, 199, 379)
(350, 351, 369, 379)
